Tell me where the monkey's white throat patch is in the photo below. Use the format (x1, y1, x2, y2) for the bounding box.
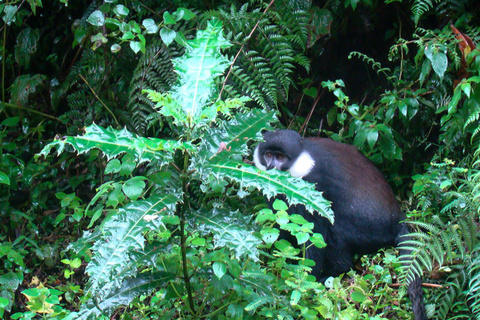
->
(289, 151, 315, 178)
(253, 147, 267, 171)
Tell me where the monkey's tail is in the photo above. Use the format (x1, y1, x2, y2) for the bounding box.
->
(396, 223, 428, 320)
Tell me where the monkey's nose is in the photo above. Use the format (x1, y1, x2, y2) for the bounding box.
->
(265, 159, 275, 170)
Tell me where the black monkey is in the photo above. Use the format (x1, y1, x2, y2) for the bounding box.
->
(254, 129, 426, 320)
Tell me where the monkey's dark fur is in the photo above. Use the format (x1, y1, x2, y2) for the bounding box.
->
(254, 130, 426, 320)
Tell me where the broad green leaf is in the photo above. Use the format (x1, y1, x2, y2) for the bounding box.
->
(0, 172, 10, 186)
(406, 98, 419, 120)
(295, 232, 310, 245)
(9, 74, 47, 106)
(366, 128, 379, 149)
(272, 199, 289, 211)
(121, 31, 135, 40)
(142, 18, 158, 34)
(461, 82, 471, 98)
(290, 290, 301, 305)
(1, 116, 19, 127)
(311, 233, 327, 248)
(113, 4, 129, 17)
(3, 5, 18, 25)
(419, 59, 431, 85)
(14, 27, 40, 68)
(309, 8, 333, 43)
(425, 45, 447, 79)
(175, 31, 188, 46)
(431, 52, 447, 79)
(129, 41, 142, 54)
(255, 209, 276, 223)
(260, 227, 280, 247)
(86, 10, 105, 27)
(213, 261, 227, 279)
(163, 11, 176, 25)
(84, 194, 179, 298)
(128, 21, 141, 34)
(105, 18, 120, 30)
(160, 27, 176, 46)
(351, 288, 366, 302)
(122, 176, 147, 200)
(437, 87, 462, 116)
(72, 26, 87, 48)
(353, 128, 368, 147)
(398, 100, 408, 118)
(105, 159, 121, 174)
(36, 123, 193, 166)
(111, 43, 121, 53)
(304, 87, 318, 98)
(174, 8, 196, 21)
(0, 272, 23, 291)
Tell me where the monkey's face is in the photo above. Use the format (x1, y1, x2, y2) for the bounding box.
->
(263, 150, 288, 171)
(254, 130, 304, 173)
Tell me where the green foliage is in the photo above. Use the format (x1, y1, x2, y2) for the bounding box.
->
(127, 40, 182, 134)
(38, 19, 333, 319)
(3, 0, 480, 319)
(411, 0, 468, 25)
(399, 156, 480, 318)
(82, 4, 195, 54)
(212, 3, 311, 110)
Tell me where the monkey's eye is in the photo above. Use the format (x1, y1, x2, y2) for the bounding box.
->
(265, 152, 273, 158)
(277, 154, 284, 160)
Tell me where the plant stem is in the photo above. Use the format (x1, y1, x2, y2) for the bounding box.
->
(2, 23, 5, 103)
(1, 101, 62, 122)
(180, 151, 195, 313)
(78, 74, 120, 127)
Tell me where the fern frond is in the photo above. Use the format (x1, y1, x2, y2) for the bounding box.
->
(349, 51, 392, 80)
(215, 3, 310, 109)
(399, 213, 476, 285)
(127, 41, 182, 135)
(435, 271, 467, 319)
(468, 247, 480, 318)
(412, 0, 434, 25)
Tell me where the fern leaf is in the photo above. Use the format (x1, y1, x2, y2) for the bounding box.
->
(128, 41, 180, 134)
(412, 0, 434, 25)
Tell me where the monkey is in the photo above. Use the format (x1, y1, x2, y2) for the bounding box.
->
(254, 129, 427, 320)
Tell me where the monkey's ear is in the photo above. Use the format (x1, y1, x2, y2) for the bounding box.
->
(262, 130, 274, 140)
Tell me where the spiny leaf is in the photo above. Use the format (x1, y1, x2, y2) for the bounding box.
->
(171, 18, 232, 119)
(79, 272, 173, 319)
(193, 208, 261, 261)
(207, 156, 333, 223)
(197, 108, 277, 161)
(36, 123, 193, 165)
(84, 194, 179, 299)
